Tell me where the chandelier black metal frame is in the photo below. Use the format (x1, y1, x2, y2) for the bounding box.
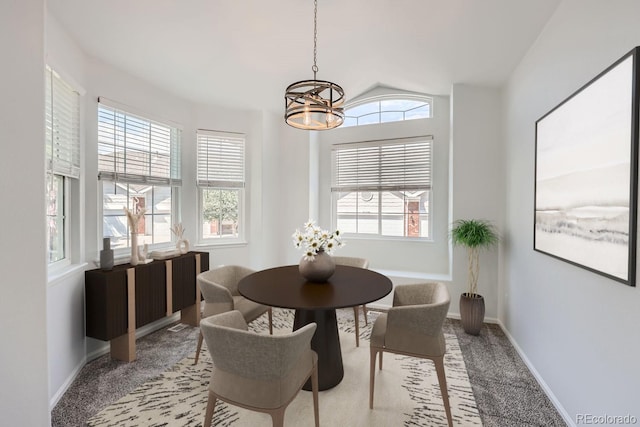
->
(284, 0, 345, 130)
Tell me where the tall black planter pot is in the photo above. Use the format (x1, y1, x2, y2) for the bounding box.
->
(459, 293, 485, 335)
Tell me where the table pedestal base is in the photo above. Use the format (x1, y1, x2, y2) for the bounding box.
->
(293, 309, 343, 391)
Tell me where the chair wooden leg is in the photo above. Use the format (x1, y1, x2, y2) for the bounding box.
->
(268, 308, 273, 335)
(379, 350, 383, 370)
(312, 361, 319, 427)
(194, 331, 204, 365)
(434, 356, 453, 427)
(353, 306, 360, 347)
(362, 304, 368, 325)
(270, 409, 285, 427)
(369, 347, 377, 409)
(203, 391, 217, 427)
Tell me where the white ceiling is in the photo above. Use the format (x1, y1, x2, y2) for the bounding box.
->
(48, 0, 560, 112)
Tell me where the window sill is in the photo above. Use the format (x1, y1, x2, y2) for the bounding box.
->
(373, 268, 451, 282)
(194, 240, 248, 249)
(340, 234, 434, 243)
(47, 262, 89, 287)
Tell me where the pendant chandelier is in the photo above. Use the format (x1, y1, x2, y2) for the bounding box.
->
(284, 0, 345, 130)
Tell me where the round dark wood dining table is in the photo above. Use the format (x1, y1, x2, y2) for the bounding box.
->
(238, 264, 392, 390)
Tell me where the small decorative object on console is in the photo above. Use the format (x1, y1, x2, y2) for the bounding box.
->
(100, 237, 114, 270)
(124, 201, 148, 265)
(171, 223, 190, 254)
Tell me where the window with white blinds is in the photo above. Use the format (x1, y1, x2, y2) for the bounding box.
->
(332, 136, 432, 192)
(196, 130, 245, 241)
(45, 66, 80, 179)
(97, 98, 181, 186)
(45, 66, 81, 265)
(98, 99, 182, 250)
(196, 130, 245, 188)
(331, 136, 432, 238)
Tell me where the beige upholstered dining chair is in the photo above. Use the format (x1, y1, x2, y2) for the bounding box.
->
(194, 265, 273, 365)
(369, 282, 453, 427)
(200, 311, 319, 427)
(332, 256, 370, 347)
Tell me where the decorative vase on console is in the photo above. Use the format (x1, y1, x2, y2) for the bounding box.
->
(100, 237, 114, 270)
(292, 219, 343, 283)
(124, 201, 147, 265)
(130, 232, 139, 265)
(171, 223, 190, 254)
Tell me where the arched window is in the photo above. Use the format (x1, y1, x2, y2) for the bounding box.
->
(342, 95, 432, 127)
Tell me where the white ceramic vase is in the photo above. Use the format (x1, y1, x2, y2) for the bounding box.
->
(130, 233, 139, 265)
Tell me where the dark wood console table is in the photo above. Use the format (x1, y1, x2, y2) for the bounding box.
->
(85, 251, 209, 361)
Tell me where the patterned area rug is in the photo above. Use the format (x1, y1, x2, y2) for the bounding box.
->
(87, 309, 482, 426)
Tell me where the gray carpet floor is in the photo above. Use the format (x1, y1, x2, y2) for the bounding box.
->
(52, 310, 567, 426)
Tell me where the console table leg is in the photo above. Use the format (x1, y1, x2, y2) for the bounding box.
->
(181, 254, 202, 327)
(110, 332, 135, 362)
(111, 268, 136, 362)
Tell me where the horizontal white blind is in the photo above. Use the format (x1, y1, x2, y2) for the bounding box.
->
(332, 136, 432, 192)
(196, 130, 245, 188)
(97, 99, 181, 186)
(45, 66, 80, 179)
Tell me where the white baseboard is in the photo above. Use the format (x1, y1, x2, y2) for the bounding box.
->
(445, 312, 499, 324)
(496, 320, 576, 427)
(49, 356, 87, 411)
(50, 313, 182, 410)
(366, 303, 500, 325)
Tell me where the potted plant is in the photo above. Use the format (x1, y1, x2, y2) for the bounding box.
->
(450, 219, 499, 335)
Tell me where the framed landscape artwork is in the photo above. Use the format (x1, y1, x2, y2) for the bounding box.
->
(534, 47, 640, 287)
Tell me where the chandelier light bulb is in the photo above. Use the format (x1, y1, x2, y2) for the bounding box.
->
(304, 100, 312, 126)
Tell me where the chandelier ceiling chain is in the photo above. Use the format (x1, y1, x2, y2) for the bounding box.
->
(312, 0, 318, 79)
(284, 0, 345, 130)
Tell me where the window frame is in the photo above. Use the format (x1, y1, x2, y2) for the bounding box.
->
(97, 98, 182, 254)
(46, 174, 71, 270)
(196, 129, 246, 245)
(45, 65, 82, 270)
(100, 180, 180, 252)
(331, 136, 433, 240)
(342, 94, 433, 128)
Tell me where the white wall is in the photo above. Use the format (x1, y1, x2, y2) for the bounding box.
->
(503, 0, 640, 422)
(279, 124, 315, 265)
(256, 110, 286, 268)
(0, 0, 51, 425)
(45, 14, 89, 408)
(450, 84, 504, 319)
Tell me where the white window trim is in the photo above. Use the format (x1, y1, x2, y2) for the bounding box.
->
(342, 93, 433, 127)
(331, 136, 433, 240)
(96, 99, 183, 254)
(98, 182, 182, 258)
(45, 64, 84, 273)
(196, 129, 246, 245)
(196, 187, 247, 247)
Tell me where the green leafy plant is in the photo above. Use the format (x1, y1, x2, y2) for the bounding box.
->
(450, 219, 499, 297)
(202, 189, 239, 235)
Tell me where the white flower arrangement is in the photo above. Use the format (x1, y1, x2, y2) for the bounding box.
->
(292, 219, 343, 261)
